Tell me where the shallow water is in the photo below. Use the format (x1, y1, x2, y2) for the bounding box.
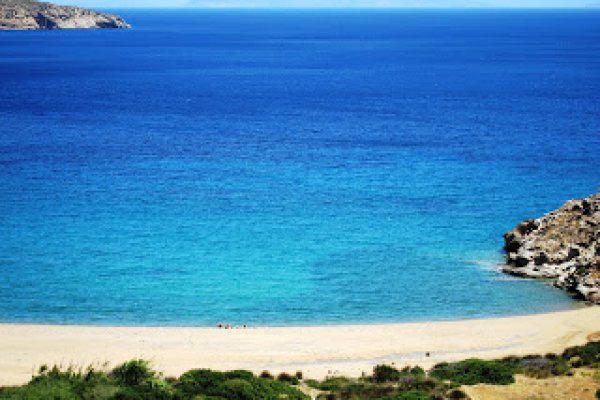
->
(0, 10, 599, 325)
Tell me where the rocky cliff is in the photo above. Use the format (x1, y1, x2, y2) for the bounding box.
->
(503, 192, 600, 303)
(0, 0, 129, 30)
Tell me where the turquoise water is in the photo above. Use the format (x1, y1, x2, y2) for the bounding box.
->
(1, 10, 599, 325)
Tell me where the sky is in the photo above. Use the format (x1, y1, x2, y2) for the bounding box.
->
(66, 0, 599, 8)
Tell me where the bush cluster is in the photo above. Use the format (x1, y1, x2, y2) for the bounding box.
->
(561, 341, 600, 367)
(500, 355, 570, 379)
(276, 372, 300, 385)
(429, 359, 516, 385)
(0, 362, 307, 400)
(164, 368, 306, 400)
(314, 365, 452, 400)
(425, 341, 600, 390)
(495, 341, 600, 380)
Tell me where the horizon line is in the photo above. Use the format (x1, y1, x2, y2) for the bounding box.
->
(96, 5, 600, 9)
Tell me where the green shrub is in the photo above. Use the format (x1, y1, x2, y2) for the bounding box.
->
(276, 372, 299, 385)
(224, 370, 255, 381)
(395, 389, 432, 400)
(111, 360, 155, 386)
(250, 378, 308, 399)
(0, 379, 79, 400)
(373, 364, 400, 383)
(176, 368, 307, 399)
(562, 342, 600, 367)
(429, 359, 516, 385)
(411, 377, 439, 392)
(316, 376, 355, 391)
(408, 366, 425, 377)
(596, 387, 600, 399)
(0, 364, 119, 400)
(304, 379, 320, 389)
(80, 383, 121, 399)
(177, 368, 227, 395)
(308, 366, 449, 399)
(112, 378, 173, 399)
(217, 378, 255, 400)
(112, 385, 171, 400)
(259, 371, 274, 380)
(338, 381, 395, 400)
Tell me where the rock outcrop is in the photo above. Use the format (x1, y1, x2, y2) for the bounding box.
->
(503, 192, 600, 303)
(0, 0, 129, 30)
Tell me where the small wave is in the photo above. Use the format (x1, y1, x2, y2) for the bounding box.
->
(463, 259, 504, 272)
(491, 276, 536, 282)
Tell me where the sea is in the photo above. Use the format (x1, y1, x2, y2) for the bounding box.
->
(1, 9, 599, 326)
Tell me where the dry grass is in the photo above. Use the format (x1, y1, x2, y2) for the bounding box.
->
(463, 368, 600, 400)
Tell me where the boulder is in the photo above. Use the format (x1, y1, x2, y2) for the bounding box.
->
(503, 192, 600, 303)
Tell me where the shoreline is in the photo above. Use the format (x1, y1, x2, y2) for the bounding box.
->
(0, 301, 584, 328)
(1, 307, 599, 387)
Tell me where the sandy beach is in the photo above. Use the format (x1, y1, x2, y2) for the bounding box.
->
(1, 307, 599, 387)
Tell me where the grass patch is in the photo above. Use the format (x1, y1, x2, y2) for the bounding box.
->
(429, 359, 516, 385)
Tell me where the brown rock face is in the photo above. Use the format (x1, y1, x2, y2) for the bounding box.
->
(503, 192, 600, 303)
(0, 0, 130, 30)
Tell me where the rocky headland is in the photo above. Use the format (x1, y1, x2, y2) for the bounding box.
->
(0, 0, 129, 30)
(503, 191, 600, 303)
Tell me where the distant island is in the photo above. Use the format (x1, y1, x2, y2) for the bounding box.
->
(0, 0, 129, 30)
(504, 191, 600, 304)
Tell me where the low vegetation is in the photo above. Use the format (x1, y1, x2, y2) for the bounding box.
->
(0, 361, 307, 400)
(1, 341, 599, 400)
(430, 359, 516, 385)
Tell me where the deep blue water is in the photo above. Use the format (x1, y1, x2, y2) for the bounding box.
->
(1, 10, 599, 326)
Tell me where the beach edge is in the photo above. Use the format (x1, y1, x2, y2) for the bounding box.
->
(1, 306, 599, 386)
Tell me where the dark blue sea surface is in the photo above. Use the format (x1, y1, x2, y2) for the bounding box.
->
(1, 10, 599, 325)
